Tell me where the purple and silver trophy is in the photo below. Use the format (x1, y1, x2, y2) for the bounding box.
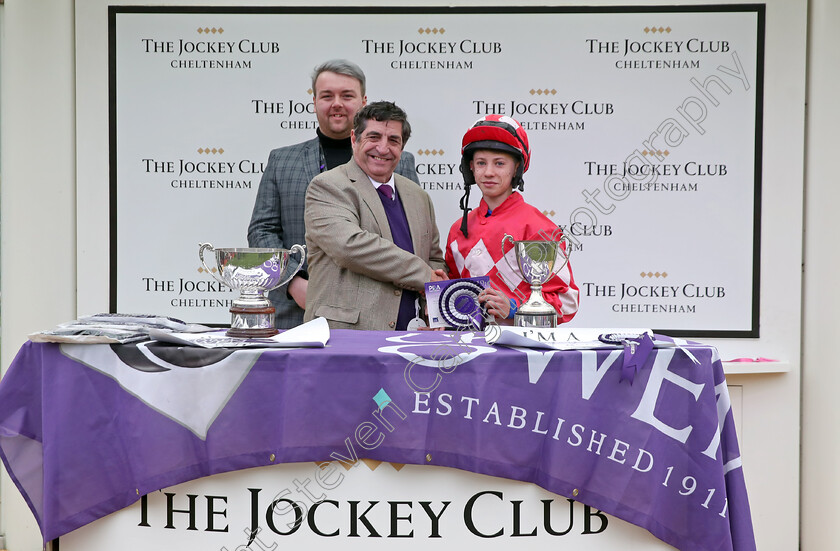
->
(502, 234, 571, 328)
(199, 243, 305, 337)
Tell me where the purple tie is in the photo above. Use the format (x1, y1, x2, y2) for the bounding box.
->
(377, 185, 393, 201)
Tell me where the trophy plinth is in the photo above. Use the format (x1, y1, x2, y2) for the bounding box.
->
(199, 243, 306, 338)
(228, 305, 278, 338)
(516, 284, 561, 328)
(502, 235, 571, 328)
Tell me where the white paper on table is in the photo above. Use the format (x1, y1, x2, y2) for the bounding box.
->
(149, 317, 330, 349)
(483, 326, 653, 350)
(28, 313, 214, 344)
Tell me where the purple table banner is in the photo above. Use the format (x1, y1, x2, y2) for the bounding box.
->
(0, 329, 754, 550)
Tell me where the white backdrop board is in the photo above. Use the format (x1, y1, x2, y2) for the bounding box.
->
(110, 6, 763, 336)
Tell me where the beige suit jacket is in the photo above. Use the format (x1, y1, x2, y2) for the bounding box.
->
(303, 159, 446, 330)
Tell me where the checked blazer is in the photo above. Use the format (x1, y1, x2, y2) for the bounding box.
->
(247, 136, 419, 328)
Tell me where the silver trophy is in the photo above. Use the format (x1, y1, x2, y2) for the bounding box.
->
(199, 243, 306, 337)
(502, 234, 571, 328)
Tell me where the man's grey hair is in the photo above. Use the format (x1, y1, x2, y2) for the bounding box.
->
(353, 101, 412, 146)
(311, 59, 366, 96)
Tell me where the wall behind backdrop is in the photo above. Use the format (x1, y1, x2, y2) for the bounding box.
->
(2, 1, 813, 550)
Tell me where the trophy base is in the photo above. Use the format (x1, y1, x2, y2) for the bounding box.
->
(228, 305, 279, 338)
(515, 290, 559, 328)
(226, 326, 279, 338)
(514, 312, 558, 328)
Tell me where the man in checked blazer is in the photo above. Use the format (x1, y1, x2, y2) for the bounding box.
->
(304, 101, 447, 330)
(247, 59, 419, 329)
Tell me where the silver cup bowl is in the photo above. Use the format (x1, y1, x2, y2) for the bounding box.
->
(199, 243, 306, 337)
(502, 235, 571, 328)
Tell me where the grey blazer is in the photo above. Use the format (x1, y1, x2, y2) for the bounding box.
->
(247, 136, 419, 328)
(303, 159, 446, 330)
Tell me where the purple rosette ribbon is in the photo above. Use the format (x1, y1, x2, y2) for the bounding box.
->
(620, 332, 655, 385)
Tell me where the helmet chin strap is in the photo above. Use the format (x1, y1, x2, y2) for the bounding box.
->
(458, 156, 476, 238)
(458, 182, 472, 238)
(513, 161, 525, 191)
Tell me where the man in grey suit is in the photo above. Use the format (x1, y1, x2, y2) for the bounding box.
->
(247, 59, 419, 329)
(304, 101, 447, 330)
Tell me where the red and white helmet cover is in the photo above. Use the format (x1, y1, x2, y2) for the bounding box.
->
(460, 114, 531, 176)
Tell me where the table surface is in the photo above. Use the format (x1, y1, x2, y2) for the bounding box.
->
(0, 329, 755, 550)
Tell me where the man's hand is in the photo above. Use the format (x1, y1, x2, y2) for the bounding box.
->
(418, 268, 448, 297)
(288, 276, 308, 309)
(430, 269, 448, 282)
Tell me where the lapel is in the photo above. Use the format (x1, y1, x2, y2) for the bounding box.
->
(302, 137, 323, 184)
(346, 160, 393, 241)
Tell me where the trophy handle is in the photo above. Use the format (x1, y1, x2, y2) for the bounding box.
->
(551, 233, 572, 277)
(275, 243, 307, 288)
(501, 234, 518, 275)
(198, 242, 227, 286)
